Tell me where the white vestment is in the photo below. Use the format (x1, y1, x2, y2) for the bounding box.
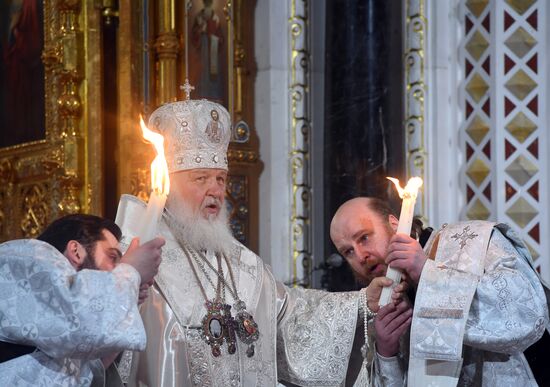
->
(381, 222, 549, 386)
(116, 195, 370, 387)
(0, 239, 146, 387)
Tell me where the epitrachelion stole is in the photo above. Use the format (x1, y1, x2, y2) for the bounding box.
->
(408, 221, 494, 387)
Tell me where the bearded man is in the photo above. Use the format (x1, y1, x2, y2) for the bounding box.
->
(115, 95, 411, 386)
(330, 197, 550, 386)
(0, 214, 164, 387)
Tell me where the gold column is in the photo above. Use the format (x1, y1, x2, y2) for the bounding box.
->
(155, 0, 179, 104)
(57, 1, 84, 215)
(231, 0, 245, 121)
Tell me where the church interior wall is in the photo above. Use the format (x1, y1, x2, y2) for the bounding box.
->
(254, 0, 550, 286)
(424, 0, 549, 282)
(254, 0, 293, 283)
(424, 0, 464, 228)
(2, 0, 549, 287)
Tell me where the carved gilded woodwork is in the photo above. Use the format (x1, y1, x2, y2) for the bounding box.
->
(0, 0, 259, 248)
(0, 1, 104, 241)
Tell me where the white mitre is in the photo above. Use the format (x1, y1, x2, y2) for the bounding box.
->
(148, 83, 231, 172)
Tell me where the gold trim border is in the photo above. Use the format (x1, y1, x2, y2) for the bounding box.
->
(405, 0, 428, 222)
(289, 0, 312, 287)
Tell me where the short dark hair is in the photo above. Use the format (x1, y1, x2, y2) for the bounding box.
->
(365, 197, 398, 219)
(365, 197, 428, 240)
(37, 214, 122, 256)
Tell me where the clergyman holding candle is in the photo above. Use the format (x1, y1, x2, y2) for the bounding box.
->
(330, 196, 550, 386)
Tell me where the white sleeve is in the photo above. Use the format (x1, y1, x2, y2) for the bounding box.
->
(464, 229, 548, 353)
(374, 352, 406, 387)
(0, 239, 145, 360)
(276, 283, 360, 386)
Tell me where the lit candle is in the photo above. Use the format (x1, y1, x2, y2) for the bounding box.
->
(378, 176, 423, 306)
(138, 116, 171, 242)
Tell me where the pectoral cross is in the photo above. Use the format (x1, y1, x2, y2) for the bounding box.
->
(180, 79, 195, 100)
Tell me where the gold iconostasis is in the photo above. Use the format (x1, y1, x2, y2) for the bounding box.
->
(0, 0, 261, 252)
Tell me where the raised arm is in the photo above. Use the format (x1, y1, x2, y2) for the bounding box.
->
(0, 240, 146, 360)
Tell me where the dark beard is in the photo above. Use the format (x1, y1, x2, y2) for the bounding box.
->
(79, 256, 98, 270)
(79, 246, 98, 270)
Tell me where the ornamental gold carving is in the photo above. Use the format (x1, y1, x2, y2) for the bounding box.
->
(0, 159, 14, 238)
(0, 1, 103, 241)
(154, 33, 180, 58)
(130, 168, 151, 203)
(20, 184, 50, 238)
(227, 149, 258, 163)
(58, 176, 82, 215)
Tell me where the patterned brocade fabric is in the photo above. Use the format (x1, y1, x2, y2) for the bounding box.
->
(148, 99, 231, 172)
(464, 228, 547, 353)
(385, 222, 549, 387)
(115, 194, 363, 387)
(277, 288, 360, 386)
(0, 239, 144, 387)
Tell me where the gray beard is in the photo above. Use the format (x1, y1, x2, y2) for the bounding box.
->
(165, 200, 235, 256)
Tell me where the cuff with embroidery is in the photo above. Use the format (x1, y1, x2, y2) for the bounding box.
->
(375, 351, 405, 382)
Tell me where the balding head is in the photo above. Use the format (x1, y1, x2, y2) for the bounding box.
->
(330, 197, 398, 285)
(330, 197, 396, 242)
(331, 198, 371, 241)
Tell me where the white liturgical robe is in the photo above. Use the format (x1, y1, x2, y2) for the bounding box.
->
(116, 195, 366, 387)
(0, 239, 146, 387)
(379, 222, 549, 386)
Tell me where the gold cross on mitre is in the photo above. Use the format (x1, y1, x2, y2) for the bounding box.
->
(180, 79, 195, 100)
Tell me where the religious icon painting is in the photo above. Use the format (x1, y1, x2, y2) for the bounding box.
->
(187, 0, 230, 107)
(205, 109, 224, 143)
(0, 0, 46, 148)
(234, 309, 259, 357)
(201, 300, 227, 357)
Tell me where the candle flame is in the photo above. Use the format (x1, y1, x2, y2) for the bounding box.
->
(140, 115, 170, 195)
(387, 176, 423, 199)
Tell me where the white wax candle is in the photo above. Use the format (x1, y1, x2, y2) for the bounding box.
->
(138, 191, 167, 243)
(137, 115, 170, 244)
(379, 193, 416, 306)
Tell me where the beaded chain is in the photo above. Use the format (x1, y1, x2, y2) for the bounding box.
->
(360, 288, 378, 360)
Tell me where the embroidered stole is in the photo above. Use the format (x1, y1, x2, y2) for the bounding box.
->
(408, 221, 494, 387)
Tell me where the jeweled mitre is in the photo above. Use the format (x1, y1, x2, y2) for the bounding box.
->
(148, 99, 231, 172)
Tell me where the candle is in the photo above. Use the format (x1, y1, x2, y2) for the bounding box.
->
(378, 176, 423, 306)
(139, 190, 167, 242)
(137, 116, 170, 243)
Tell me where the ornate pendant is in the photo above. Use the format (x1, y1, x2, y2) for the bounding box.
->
(223, 303, 237, 355)
(201, 300, 226, 357)
(233, 301, 259, 357)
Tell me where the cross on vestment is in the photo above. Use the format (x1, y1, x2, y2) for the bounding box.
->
(450, 225, 478, 249)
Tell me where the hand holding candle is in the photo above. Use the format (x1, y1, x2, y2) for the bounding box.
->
(138, 116, 171, 243)
(378, 176, 423, 306)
